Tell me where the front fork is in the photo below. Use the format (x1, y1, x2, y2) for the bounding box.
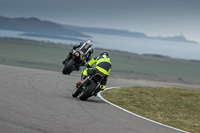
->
(96, 82, 101, 90)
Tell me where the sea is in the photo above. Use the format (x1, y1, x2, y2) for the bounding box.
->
(1, 29, 200, 61)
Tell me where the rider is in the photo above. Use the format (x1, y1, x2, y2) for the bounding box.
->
(76, 51, 112, 96)
(62, 39, 94, 70)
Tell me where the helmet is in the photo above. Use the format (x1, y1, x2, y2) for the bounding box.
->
(86, 39, 93, 46)
(100, 51, 109, 57)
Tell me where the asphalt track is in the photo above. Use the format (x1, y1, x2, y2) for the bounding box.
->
(0, 65, 188, 133)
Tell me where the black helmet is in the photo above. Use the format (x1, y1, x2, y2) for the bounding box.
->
(100, 51, 109, 57)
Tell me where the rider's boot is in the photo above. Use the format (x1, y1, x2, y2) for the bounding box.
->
(76, 74, 86, 86)
(76, 62, 85, 71)
(75, 64, 81, 71)
(76, 80, 83, 87)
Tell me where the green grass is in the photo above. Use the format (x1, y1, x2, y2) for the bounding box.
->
(109, 51, 200, 84)
(0, 37, 71, 71)
(1, 37, 200, 85)
(103, 86, 200, 133)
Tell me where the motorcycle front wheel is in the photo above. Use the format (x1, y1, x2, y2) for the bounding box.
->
(79, 81, 97, 101)
(62, 59, 75, 75)
(72, 87, 79, 98)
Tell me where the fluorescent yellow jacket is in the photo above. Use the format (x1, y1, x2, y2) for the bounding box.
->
(88, 55, 111, 76)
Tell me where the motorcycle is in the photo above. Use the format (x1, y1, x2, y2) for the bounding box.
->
(72, 71, 105, 101)
(62, 50, 85, 75)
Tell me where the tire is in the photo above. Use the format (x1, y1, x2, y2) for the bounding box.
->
(62, 59, 75, 75)
(72, 88, 79, 98)
(79, 81, 97, 101)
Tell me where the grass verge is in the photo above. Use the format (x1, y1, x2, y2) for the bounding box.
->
(1, 37, 200, 86)
(103, 86, 200, 133)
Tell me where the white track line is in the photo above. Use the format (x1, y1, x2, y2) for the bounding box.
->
(98, 87, 190, 133)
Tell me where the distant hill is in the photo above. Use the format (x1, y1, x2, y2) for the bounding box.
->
(0, 15, 198, 44)
(152, 35, 198, 44)
(62, 25, 148, 38)
(62, 24, 199, 44)
(0, 15, 91, 38)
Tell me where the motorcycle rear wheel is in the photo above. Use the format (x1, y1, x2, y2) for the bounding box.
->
(79, 81, 97, 101)
(62, 59, 75, 75)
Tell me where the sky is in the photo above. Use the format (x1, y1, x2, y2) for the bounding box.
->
(0, 0, 200, 43)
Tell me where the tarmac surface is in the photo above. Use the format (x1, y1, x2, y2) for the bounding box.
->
(0, 65, 187, 133)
